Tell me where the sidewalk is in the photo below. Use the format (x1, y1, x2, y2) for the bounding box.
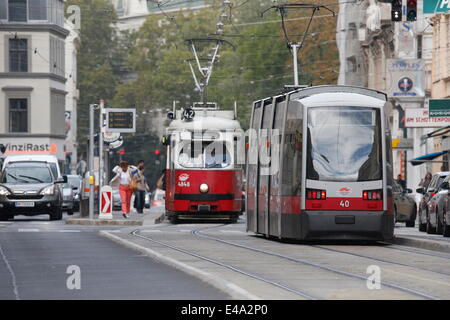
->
(66, 208, 166, 226)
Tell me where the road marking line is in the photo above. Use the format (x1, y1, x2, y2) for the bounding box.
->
(140, 230, 162, 233)
(58, 230, 81, 233)
(18, 229, 40, 232)
(0, 243, 20, 300)
(220, 230, 245, 234)
(178, 229, 191, 232)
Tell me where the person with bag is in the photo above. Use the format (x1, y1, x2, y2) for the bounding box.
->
(109, 161, 134, 218)
(133, 166, 150, 214)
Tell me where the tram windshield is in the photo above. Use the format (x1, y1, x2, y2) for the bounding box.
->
(306, 107, 382, 182)
(177, 141, 231, 169)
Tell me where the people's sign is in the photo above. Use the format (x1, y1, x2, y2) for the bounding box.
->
(386, 59, 425, 98)
(424, 0, 450, 14)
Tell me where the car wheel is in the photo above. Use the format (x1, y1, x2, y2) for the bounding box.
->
(67, 209, 74, 216)
(50, 208, 63, 221)
(426, 213, 436, 234)
(418, 209, 427, 231)
(405, 206, 416, 228)
(443, 215, 450, 237)
(436, 210, 444, 234)
(0, 215, 11, 221)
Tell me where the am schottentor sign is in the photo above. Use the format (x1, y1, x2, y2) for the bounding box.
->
(405, 108, 450, 128)
(429, 99, 450, 118)
(424, 0, 450, 14)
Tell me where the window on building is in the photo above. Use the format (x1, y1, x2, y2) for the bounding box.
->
(9, 38, 28, 72)
(0, 0, 7, 20)
(349, 23, 357, 39)
(29, 0, 47, 20)
(8, 0, 27, 22)
(346, 56, 357, 73)
(9, 98, 28, 132)
(417, 34, 422, 59)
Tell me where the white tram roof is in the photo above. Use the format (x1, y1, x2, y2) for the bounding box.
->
(256, 85, 387, 107)
(168, 115, 242, 132)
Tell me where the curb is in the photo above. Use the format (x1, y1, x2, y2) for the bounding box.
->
(390, 236, 450, 254)
(66, 219, 142, 226)
(99, 230, 260, 300)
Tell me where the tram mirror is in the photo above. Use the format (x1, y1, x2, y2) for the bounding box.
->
(405, 188, 412, 194)
(416, 187, 424, 194)
(167, 111, 174, 120)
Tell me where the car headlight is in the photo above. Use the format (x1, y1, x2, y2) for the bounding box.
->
(74, 194, 80, 200)
(0, 187, 10, 196)
(40, 185, 55, 195)
(199, 183, 209, 193)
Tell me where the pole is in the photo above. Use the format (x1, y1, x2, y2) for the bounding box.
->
(88, 104, 97, 220)
(99, 99, 105, 216)
(292, 43, 299, 86)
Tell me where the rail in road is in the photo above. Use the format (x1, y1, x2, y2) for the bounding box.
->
(117, 222, 450, 300)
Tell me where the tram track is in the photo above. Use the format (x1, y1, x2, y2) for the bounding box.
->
(190, 224, 441, 300)
(130, 229, 319, 300)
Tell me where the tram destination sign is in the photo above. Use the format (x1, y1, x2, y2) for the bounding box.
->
(429, 99, 450, 118)
(105, 108, 136, 133)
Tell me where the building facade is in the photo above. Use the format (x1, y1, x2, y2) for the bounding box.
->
(0, 0, 69, 169)
(336, 0, 436, 192)
(64, 20, 80, 174)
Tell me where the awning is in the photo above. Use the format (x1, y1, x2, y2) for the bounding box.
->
(409, 151, 447, 166)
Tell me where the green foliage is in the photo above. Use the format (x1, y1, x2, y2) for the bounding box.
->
(112, 0, 339, 130)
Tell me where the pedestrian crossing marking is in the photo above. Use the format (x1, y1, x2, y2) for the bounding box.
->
(18, 229, 40, 232)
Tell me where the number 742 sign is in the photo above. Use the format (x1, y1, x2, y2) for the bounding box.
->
(424, 0, 450, 14)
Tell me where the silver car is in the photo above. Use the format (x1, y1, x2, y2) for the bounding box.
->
(62, 183, 74, 215)
(393, 181, 417, 227)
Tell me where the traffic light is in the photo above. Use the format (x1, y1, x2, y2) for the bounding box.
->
(391, 0, 402, 22)
(154, 149, 161, 156)
(407, 0, 417, 21)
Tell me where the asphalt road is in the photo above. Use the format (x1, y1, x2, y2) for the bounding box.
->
(0, 214, 230, 300)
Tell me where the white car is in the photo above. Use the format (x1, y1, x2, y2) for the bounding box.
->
(2, 155, 62, 179)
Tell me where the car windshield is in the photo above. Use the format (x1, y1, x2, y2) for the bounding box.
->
(2, 166, 53, 184)
(65, 177, 81, 189)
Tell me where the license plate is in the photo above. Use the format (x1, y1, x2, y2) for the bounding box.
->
(15, 202, 35, 207)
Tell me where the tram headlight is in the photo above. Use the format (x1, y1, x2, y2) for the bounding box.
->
(199, 183, 209, 194)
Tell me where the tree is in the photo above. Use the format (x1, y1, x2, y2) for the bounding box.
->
(66, 0, 120, 155)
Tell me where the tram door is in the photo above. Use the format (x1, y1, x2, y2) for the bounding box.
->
(247, 102, 262, 232)
(257, 99, 273, 234)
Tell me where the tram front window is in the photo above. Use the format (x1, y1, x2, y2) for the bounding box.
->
(306, 107, 382, 182)
(178, 141, 231, 169)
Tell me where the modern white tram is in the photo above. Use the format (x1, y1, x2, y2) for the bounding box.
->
(246, 85, 395, 240)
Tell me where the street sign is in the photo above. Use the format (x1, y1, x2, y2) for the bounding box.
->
(424, 0, 450, 14)
(405, 108, 450, 127)
(99, 185, 113, 219)
(392, 138, 414, 149)
(429, 99, 450, 117)
(387, 59, 425, 98)
(105, 108, 136, 133)
(103, 132, 121, 143)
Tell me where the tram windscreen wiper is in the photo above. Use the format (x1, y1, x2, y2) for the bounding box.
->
(319, 153, 329, 163)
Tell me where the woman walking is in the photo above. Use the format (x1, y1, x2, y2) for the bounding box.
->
(133, 166, 150, 214)
(110, 161, 134, 218)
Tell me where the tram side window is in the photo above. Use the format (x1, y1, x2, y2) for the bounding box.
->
(281, 102, 303, 196)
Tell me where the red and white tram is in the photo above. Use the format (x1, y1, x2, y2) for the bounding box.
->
(246, 86, 395, 240)
(164, 103, 244, 223)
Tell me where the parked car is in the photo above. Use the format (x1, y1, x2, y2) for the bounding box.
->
(2, 155, 62, 179)
(427, 176, 450, 236)
(66, 175, 82, 212)
(392, 180, 416, 227)
(62, 183, 74, 215)
(112, 188, 122, 211)
(150, 188, 165, 208)
(0, 161, 66, 221)
(417, 171, 450, 232)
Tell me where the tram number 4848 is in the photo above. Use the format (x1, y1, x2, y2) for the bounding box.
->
(339, 200, 350, 208)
